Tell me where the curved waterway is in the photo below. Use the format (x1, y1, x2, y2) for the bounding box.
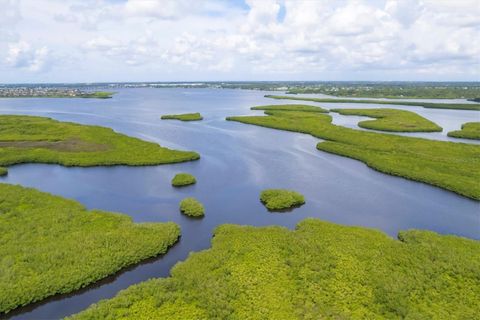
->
(0, 88, 478, 319)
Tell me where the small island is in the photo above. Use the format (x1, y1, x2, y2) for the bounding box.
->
(447, 122, 480, 140)
(161, 113, 203, 121)
(260, 189, 305, 211)
(179, 197, 205, 217)
(172, 173, 197, 187)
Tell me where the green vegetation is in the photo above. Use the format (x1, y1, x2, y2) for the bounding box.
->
(0, 115, 199, 170)
(227, 110, 480, 200)
(172, 173, 197, 187)
(161, 113, 203, 121)
(0, 183, 180, 314)
(448, 122, 480, 141)
(331, 108, 442, 132)
(265, 95, 480, 111)
(286, 85, 480, 99)
(251, 104, 328, 113)
(71, 218, 480, 320)
(260, 189, 305, 210)
(179, 197, 205, 217)
(0, 167, 6, 176)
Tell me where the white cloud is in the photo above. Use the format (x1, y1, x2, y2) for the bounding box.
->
(1, 0, 479, 82)
(5, 41, 51, 72)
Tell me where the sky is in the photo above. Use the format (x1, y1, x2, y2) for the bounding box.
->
(0, 0, 479, 83)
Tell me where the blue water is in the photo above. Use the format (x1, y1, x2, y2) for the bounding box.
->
(0, 88, 478, 319)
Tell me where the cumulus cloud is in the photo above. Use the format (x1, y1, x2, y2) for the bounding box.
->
(2, 0, 479, 81)
(5, 41, 51, 72)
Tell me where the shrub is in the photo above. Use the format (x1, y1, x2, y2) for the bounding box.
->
(260, 189, 305, 210)
(179, 197, 204, 217)
(172, 173, 196, 187)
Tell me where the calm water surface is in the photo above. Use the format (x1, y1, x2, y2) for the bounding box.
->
(0, 88, 478, 319)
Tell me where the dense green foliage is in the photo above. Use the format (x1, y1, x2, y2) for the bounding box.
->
(265, 95, 480, 111)
(172, 173, 197, 187)
(0, 115, 199, 169)
(251, 104, 328, 113)
(179, 198, 205, 217)
(447, 122, 480, 140)
(0, 167, 6, 176)
(331, 108, 442, 132)
(286, 85, 480, 99)
(227, 110, 480, 200)
(71, 218, 480, 319)
(260, 189, 305, 210)
(0, 183, 180, 314)
(161, 113, 203, 121)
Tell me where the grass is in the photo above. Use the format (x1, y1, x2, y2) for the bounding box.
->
(172, 173, 196, 187)
(0, 183, 180, 314)
(331, 108, 443, 132)
(0, 115, 199, 170)
(447, 122, 480, 140)
(161, 113, 203, 121)
(70, 218, 480, 319)
(227, 110, 480, 200)
(265, 95, 480, 111)
(0, 167, 6, 176)
(251, 104, 328, 113)
(179, 198, 205, 217)
(260, 189, 305, 210)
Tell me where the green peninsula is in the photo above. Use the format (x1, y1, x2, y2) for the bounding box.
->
(448, 122, 480, 140)
(0, 115, 199, 175)
(252, 104, 328, 113)
(0, 183, 180, 314)
(265, 95, 480, 111)
(227, 110, 480, 200)
(71, 218, 480, 319)
(331, 108, 442, 132)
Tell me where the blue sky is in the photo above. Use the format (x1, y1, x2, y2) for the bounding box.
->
(0, 0, 479, 83)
